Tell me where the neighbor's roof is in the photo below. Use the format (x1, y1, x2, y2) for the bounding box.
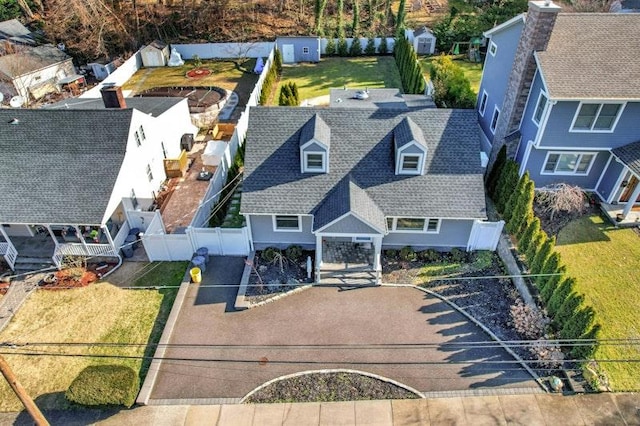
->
(612, 140, 640, 177)
(0, 19, 36, 45)
(0, 109, 132, 224)
(413, 26, 434, 37)
(44, 97, 184, 117)
(241, 107, 487, 220)
(329, 88, 435, 110)
(537, 13, 640, 100)
(0, 45, 70, 78)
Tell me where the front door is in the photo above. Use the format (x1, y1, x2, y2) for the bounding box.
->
(282, 44, 295, 63)
(619, 175, 640, 203)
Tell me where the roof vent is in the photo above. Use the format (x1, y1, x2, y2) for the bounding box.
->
(8, 118, 19, 125)
(353, 90, 369, 100)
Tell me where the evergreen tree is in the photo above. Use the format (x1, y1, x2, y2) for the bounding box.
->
(503, 172, 529, 226)
(395, 0, 407, 37)
(525, 230, 546, 267)
(535, 251, 561, 289)
(518, 217, 540, 254)
(547, 276, 576, 316)
(516, 209, 534, 241)
(507, 180, 534, 235)
(278, 83, 293, 106)
(338, 37, 349, 56)
(314, 0, 329, 36)
(378, 36, 388, 54)
(539, 266, 566, 304)
(530, 236, 555, 276)
(495, 160, 519, 213)
(349, 36, 363, 56)
(337, 0, 345, 38)
(325, 38, 336, 56)
(274, 48, 283, 74)
(365, 36, 376, 55)
(352, 0, 360, 37)
(554, 292, 585, 330)
(562, 309, 599, 358)
(288, 82, 299, 105)
(486, 145, 507, 197)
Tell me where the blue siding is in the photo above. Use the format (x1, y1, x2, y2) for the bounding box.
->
(597, 157, 624, 201)
(477, 21, 524, 141)
(539, 101, 640, 149)
(382, 219, 473, 249)
(276, 37, 321, 63)
(518, 71, 546, 147)
(525, 148, 609, 189)
(249, 214, 315, 249)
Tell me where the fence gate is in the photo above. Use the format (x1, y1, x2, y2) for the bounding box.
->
(467, 220, 504, 251)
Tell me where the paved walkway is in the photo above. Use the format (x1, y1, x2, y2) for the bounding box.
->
(0, 272, 43, 332)
(1, 393, 638, 425)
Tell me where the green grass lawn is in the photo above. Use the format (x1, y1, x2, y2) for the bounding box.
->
(419, 56, 484, 95)
(276, 56, 402, 103)
(556, 214, 640, 390)
(0, 261, 187, 411)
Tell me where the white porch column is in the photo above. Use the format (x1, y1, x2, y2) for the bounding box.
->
(373, 236, 382, 284)
(315, 234, 323, 282)
(621, 182, 640, 219)
(102, 224, 117, 256)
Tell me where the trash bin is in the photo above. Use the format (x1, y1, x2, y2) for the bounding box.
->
(125, 234, 138, 250)
(190, 267, 202, 283)
(121, 245, 134, 258)
(129, 227, 140, 236)
(195, 247, 209, 263)
(191, 255, 206, 272)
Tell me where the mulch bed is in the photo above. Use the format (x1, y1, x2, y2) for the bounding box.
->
(244, 372, 420, 403)
(185, 68, 212, 79)
(534, 199, 599, 236)
(38, 262, 118, 290)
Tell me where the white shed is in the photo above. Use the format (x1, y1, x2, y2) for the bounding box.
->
(413, 27, 436, 55)
(141, 41, 170, 67)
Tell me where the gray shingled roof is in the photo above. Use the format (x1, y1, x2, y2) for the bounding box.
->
(300, 114, 330, 148)
(44, 97, 184, 117)
(0, 109, 131, 224)
(330, 88, 409, 110)
(241, 107, 487, 220)
(0, 45, 70, 78)
(612, 140, 640, 177)
(394, 117, 427, 149)
(537, 13, 640, 100)
(313, 176, 386, 232)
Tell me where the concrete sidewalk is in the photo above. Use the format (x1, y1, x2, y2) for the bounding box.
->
(2, 392, 638, 425)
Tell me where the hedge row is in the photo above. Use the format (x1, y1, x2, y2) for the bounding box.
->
(489, 146, 600, 359)
(258, 48, 282, 105)
(66, 365, 139, 408)
(393, 36, 425, 95)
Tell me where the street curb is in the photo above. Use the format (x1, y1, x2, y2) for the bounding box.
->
(136, 267, 192, 405)
(382, 283, 547, 392)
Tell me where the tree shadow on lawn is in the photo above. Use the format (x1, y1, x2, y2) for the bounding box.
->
(11, 392, 122, 425)
(555, 214, 612, 246)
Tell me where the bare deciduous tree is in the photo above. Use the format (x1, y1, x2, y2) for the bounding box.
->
(536, 183, 586, 221)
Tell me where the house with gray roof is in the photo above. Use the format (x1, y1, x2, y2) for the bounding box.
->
(0, 86, 197, 271)
(479, 2, 640, 225)
(241, 106, 502, 283)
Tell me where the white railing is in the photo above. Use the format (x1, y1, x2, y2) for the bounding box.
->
(0, 241, 17, 270)
(54, 243, 118, 259)
(112, 221, 131, 252)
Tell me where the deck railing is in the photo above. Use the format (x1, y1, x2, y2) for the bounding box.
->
(0, 241, 17, 270)
(52, 243, 118, 268)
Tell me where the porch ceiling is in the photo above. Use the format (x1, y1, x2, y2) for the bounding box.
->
(612, 140, 640, 177)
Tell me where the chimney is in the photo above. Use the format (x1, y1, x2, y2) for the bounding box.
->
(100, 84, 127, 109)
(489, 0, 561, 167)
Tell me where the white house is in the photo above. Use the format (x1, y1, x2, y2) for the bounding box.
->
(0, 44, 75, 102)
(0, 86, 198, 270)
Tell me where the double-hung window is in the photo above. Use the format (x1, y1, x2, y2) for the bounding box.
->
(387, 217, 440, 233)
(479, 91, 488, 116)
(146, 164, 153, 182)
(490, 107, 500, 133)
(571, 103, 623, 132)
(542, 152, 595, 175)
(533, 92, 547, 125)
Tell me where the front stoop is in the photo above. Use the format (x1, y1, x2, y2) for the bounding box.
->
(318, 267, 379, 285)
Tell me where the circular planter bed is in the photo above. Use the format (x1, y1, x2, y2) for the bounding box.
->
(185, 68, 212, 79)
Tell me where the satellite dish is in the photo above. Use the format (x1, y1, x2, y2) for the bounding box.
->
(0, 93, 4, 103)
(9, 96, 24, 108)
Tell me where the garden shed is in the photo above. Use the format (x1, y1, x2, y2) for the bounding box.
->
(276, 36, 321, 63)
(413, 27, 436, 55)
(141, 41, 170, 67)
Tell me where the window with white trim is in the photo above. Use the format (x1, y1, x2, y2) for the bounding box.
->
(489, 41, 497, 56)
(130, 189, 138, 209)
(302, 46, 309, 54)
(139, 125, 146, 140)
(304, 152, 325, 172)
(490, 107, 500, 134)
(273, 215, 301, 231)
(146, 164, 153, 182)
(479, 91, 488, 116)
(387, 217, 440, 233)
(134, 131, 141, 147)
(401, 155, 420, 172)
(542, 152, 595, 175)
(571, 103, 623, 132)
(533, 92, 547, 125)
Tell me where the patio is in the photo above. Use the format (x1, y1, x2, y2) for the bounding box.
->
(600, 202, 640, 227)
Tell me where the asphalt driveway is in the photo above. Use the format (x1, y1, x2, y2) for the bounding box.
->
(149, 257, 539, 401)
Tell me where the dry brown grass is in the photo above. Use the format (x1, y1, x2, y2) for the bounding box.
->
(0, 283, 167, 411)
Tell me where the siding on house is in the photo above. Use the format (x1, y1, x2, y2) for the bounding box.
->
(597, 158, 625, 201)
(524, 148, 610, 188)
(478, 20, 525, 141)
(249, 214, 316, 249)
(382, 219, 474, 249)
(538, 101, 640, 149)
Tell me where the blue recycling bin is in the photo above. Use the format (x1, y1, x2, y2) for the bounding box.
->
(195, 247, 209, 263)
(125, 234, 138, 250)
(191, 255, 206, 273)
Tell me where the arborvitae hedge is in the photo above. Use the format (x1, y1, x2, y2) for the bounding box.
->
(495, 160, 519, 213)
(365, 37, 376, 55)
(338, 37, 349, 56)
(535, 250, 561, 289)
(518, 217, 540, 254)
(503, 172, 528, 225)
(393, 36, 424, 94)
(325, 38, 336, 56)
(349, 37, 363, 56)
(486, 145, 507, 198)
(525, 230, 546, 266)
(530, 235, 555, 276)
(378, 36, 388, 54)
(548, 276, 576, 317)
(539, 267, 565, 304)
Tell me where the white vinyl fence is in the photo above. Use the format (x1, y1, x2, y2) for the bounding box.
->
(467, 220, 504, 251)
(81, 51, 143, 98)
(171, 42, 274, 60)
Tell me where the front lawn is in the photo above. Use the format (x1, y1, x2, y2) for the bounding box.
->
(0, 261, 187, 411)
(420, 56, 484, 95)
(556, 214, 640, 390)
(277, 56, 402, 103)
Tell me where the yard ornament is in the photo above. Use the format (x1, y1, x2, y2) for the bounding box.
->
(168, 48, 185, 67)
(254, 57, 264, 74)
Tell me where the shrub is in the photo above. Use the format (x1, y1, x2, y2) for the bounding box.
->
(66, 365, 139, 408)
(365, 37, 376, 55)
(378, 36, 388, 54)
(530, 236, 555, 276)
(385, 249, 398, 259)
(274, 47, 283, 74)
(494, 160, 519, 213)
(518, 217, 540, 254)
(547, 276, 576, 317)
(337, 37, 349, 56)
(429, 55, 475, 108)
(399, 246, 417, 261)
(471, 250, 494, 269)
(486, 145, 507, 198)
(261, 247, 280, 262)
(325, 38, 336, 56)
(419, 249, 440, 262)
(553, 292, 585, 330)
(507, 180, 535, 236)
(525, 230, 546, 267)
(349, 36, 363, 56)
(285, 245, 303, 262)
(449, 247, 466, 263)
(539, 267, 565, 304)
(535, 251, 561, 289)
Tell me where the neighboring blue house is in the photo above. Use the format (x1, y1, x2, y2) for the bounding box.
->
(241, 99, 503, 283)
(275, 36, 321, 63)
(479, 1, 640, 224)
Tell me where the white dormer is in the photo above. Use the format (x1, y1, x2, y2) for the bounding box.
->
(300, 114, 330, 173)
(394, 117, 428, 175)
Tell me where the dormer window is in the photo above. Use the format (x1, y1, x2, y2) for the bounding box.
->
(394, 117, 428, 176)
(300, 114, 330, 174)
(304, 152, 326, 172)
